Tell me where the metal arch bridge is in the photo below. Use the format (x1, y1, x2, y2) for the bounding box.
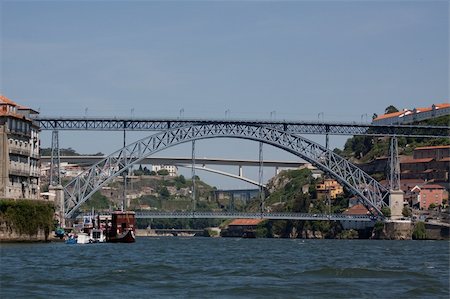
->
(62, 123, 389, 219)
(36, 116, 449, 137)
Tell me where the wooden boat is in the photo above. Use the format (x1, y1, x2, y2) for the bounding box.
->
(106, 211, 136, 243)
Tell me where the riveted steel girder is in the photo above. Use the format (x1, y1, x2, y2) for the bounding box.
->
(36, 117, 449, 137)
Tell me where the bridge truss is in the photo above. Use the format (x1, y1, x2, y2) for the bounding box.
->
(63, 123, 389, 219)
(36, 117, 449, 137)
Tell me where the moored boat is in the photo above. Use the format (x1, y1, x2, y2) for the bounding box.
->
(106, 211, 136, 243)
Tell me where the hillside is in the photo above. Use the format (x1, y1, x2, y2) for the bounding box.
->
(334, 114, 449, 163)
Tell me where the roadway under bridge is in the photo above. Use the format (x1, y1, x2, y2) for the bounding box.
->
(134, 211, 374, 222)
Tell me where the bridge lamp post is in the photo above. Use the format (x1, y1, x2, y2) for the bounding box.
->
(361, 113, 368, 123)
(270, 111, 276, 120)
(179, 108, 184, 118)
(225, 109, 231, 119)
(318, 112, 324, 122)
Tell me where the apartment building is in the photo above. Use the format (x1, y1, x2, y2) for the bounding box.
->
(0, 95, 40, 199)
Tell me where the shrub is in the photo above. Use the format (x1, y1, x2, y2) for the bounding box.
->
(0, 199, 54, 238)
(412, 222, 427, 240)
(402, 206, 412, 218)
(381, 207, 391, 217)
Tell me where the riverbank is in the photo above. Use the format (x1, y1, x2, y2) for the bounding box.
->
(0, 199, 54, 242)
(134, 221, 449, 240)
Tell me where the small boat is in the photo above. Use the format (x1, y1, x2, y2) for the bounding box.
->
(65, 235, 77, 244)
(106, 211, 136, 243)
(77, 232, 91, 244)
(90, 228, 106, 243)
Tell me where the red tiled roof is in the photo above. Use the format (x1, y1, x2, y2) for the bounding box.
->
(421, 184, 445, 190)
(415, 145, 450, 150)
(373, 102, 450, 122)
(435, 102, 450, 109)
(400, 157, 434, 164)
(415, 107, 432, 113)
(373, 111, 405, 121)
(343, 204, 369, 216)
(229, 219, 264, 226)
(0, 95, 17, 106)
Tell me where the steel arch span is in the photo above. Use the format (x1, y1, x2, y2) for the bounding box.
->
(63, 123, 389, 218)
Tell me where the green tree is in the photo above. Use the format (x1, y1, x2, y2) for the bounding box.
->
(157, 169, 169, 176)
(412, 222, 427, 240)
(385, 105, 399, 114)
(402, 206, 412, 218)
(381, 206, 391, 217)
(159, 187, 170, 198)
(255, 220, 271, 238)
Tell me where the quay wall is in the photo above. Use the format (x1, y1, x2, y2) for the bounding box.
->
(0, 221, 48, 242)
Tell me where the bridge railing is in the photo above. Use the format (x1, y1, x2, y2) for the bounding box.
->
(36, 117, 449, 137)
(133, 211, 374, 222)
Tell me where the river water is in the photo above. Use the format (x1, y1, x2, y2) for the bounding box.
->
(1, 238, 449, 298)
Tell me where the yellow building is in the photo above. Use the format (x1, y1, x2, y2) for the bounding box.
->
(316, 179, 343, 200)
(0, 95, 40, 199)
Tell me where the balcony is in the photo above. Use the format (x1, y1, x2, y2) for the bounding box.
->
(9, 146, 31, 156)
(9, 163, 30, 176)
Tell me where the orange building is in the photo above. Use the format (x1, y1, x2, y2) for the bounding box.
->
(316, 179, 344, 200)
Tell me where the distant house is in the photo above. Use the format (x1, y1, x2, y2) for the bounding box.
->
(341, 204, 373, 230)
(151, 164, 178, 177)
(400, 146, 449, 183)
(410, 184, 447, 210)
(221, 219, 265, 238)
(316, 179, 344, 200)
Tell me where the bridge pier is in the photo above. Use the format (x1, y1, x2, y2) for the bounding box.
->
(49, 184, 65, 227)
(389, 189, 404, 220)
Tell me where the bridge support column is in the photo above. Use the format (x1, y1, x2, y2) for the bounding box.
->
(50, 130, 61, 186)
(389, 189, 404, 220)
(49, 184, 65, 227)
(238, 165, 243, 177)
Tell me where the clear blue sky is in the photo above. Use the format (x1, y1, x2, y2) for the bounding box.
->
(1, 0, 448, 188)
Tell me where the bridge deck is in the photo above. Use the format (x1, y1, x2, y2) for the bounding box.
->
(36, 117, 449, 137)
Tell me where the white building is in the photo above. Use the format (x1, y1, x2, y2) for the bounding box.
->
(151, 164, 178, 177)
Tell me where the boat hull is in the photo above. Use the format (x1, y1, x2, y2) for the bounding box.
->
(107, 229, 135, 243)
